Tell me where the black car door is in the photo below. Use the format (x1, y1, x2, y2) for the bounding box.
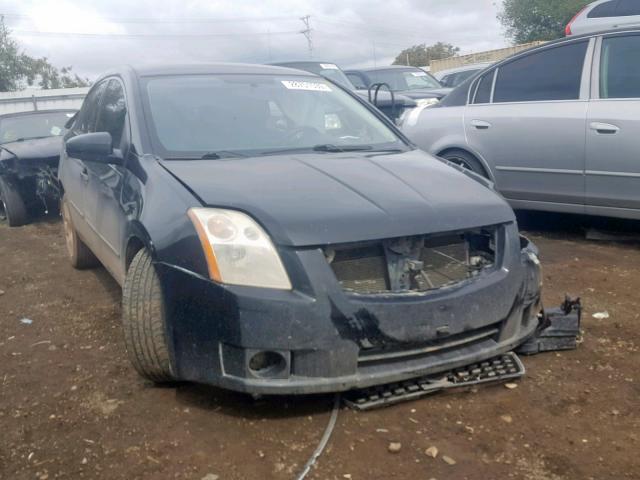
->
(83, 78, 129, 280)
(61, 81, 107, 241)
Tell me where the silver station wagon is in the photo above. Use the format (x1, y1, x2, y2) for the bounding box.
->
(402, 29, 640, 220)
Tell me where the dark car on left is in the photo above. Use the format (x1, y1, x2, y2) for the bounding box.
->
(0, 109, 77, 226)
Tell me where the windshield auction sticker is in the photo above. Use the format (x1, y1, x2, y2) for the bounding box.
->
(320, 63, 339, 70)
(411, 71, 428, 77)
(281, 80, 332, 92)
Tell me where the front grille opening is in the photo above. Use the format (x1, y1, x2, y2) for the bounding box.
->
(329, 244, 389, 292)
(326, 227, 498, 295)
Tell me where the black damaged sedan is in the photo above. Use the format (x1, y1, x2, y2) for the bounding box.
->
(58, 64, 543, 395)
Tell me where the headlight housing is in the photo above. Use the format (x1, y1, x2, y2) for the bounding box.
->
(188, 208, 292, 290)
(415, 98, 440, 108)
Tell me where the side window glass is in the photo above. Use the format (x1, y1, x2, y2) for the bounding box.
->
(600, 35, 640, 99)
(347, 73, 367, 89)
(95, 79, 127, 148)
(615, 0, 640, 16)
(588, 0, 619, 17)
(440, 75, 453, 88)
(473, 70, 495, 104)
(76, 82, 106, 133)
(493, 41, 588, 103)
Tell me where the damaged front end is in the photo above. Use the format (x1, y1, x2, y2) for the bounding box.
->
(340, 235, 582, 410)
(0, 138, 64, 224)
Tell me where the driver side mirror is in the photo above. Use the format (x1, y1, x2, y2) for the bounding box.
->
(65, 132, 121, 165)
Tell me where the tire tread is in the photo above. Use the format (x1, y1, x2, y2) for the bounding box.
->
(122, 249, 174, 382)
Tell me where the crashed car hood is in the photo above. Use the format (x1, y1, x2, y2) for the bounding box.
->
(160, 149, 515, 247)
(0, 136, 63, 166)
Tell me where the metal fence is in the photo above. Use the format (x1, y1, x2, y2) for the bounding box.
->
(0, 87, 89, 115)
(430, 41, 547, 73)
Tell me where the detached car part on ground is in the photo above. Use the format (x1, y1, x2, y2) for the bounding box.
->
(0, 110, 76, 226)
(58, 64, 577, 397)
(270, 61, 417, 123)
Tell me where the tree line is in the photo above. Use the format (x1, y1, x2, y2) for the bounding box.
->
(393, 0, 592, 67)
(0, 16, 88, 92)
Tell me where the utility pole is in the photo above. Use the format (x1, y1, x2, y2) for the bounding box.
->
(406, 52, 410, 66)
(300, 15, 313, 58)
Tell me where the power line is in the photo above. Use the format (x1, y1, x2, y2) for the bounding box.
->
(11, 29, 302, 39)
(0, 12, 300, 24)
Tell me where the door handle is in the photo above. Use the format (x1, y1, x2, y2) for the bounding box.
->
(471, 120, 492, 130)
(80, 167, 89, 183)
(590, 122, 619, 134)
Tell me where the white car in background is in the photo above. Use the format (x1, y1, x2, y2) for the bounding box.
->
(434, 63, 494, 89)
(566, 0, 640, 35)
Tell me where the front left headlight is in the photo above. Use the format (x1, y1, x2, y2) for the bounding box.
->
(188, 208, 292, 290)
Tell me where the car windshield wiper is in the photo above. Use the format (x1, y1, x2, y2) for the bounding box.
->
(261, 144, 375, 156)
(10, 136, 51, 143)
(312, 144, 374, 153)
(199, 151, 248, 160)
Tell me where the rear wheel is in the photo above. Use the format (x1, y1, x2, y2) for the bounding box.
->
(121, 248, 176, 383)
(61, 196, 99, 269)
(440, 149, 489, 178)
(0, 175, 29, 227)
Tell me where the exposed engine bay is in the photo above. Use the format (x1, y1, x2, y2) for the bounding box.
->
(326, 227, 497, 294)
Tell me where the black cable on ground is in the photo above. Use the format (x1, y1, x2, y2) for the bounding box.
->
(294, 394, 341, 480)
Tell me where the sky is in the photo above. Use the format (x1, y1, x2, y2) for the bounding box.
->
(0, 0, 508, 81)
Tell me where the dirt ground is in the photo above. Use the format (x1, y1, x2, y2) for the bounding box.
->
(1, 212, 639, 480)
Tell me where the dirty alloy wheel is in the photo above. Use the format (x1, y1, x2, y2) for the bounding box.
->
(0, 175, 29, 227)
(122, 248, 176, 383)
(61, 196, 99, 269)
(440, 150, 489, 179)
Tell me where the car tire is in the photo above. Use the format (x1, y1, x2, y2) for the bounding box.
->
(122, 248, 176, 383)
(0, 175, 29, 227)
(440, 150, 489, 179)
(61, 196, 99, 269)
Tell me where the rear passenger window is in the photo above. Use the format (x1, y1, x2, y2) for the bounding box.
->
(493, 42, 588, 103)
(600, 35, 640, 98)
(615, 0, 640, 16)
(588, 0, 618, 18)
(473, 70, 495, 104)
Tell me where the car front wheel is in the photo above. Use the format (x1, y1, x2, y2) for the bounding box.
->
(440, 150, 489, 179)
(122, 248, 176, 383)
(0, 175, 28, 227)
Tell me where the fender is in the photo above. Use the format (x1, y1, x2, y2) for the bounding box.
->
(433, 141, 497, 184)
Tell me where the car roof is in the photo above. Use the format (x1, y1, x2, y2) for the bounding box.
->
(488, 27, 640, 68)
(130, 63, 318, 77)
(0, 109, 77, 119)
(349, 65, 422, 73)
(436, 63, 493, 76)
(271, 61, 338, 66)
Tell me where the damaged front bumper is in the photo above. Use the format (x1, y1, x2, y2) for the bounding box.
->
(158, 223, 547, 395)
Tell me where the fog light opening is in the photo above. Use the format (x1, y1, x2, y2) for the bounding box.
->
(248, 351, 287, 378)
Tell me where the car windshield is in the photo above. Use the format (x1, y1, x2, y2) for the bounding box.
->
(369, 69, 442, 91)
(143, 74, 404, 158)
(0, 111, 75, 144)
